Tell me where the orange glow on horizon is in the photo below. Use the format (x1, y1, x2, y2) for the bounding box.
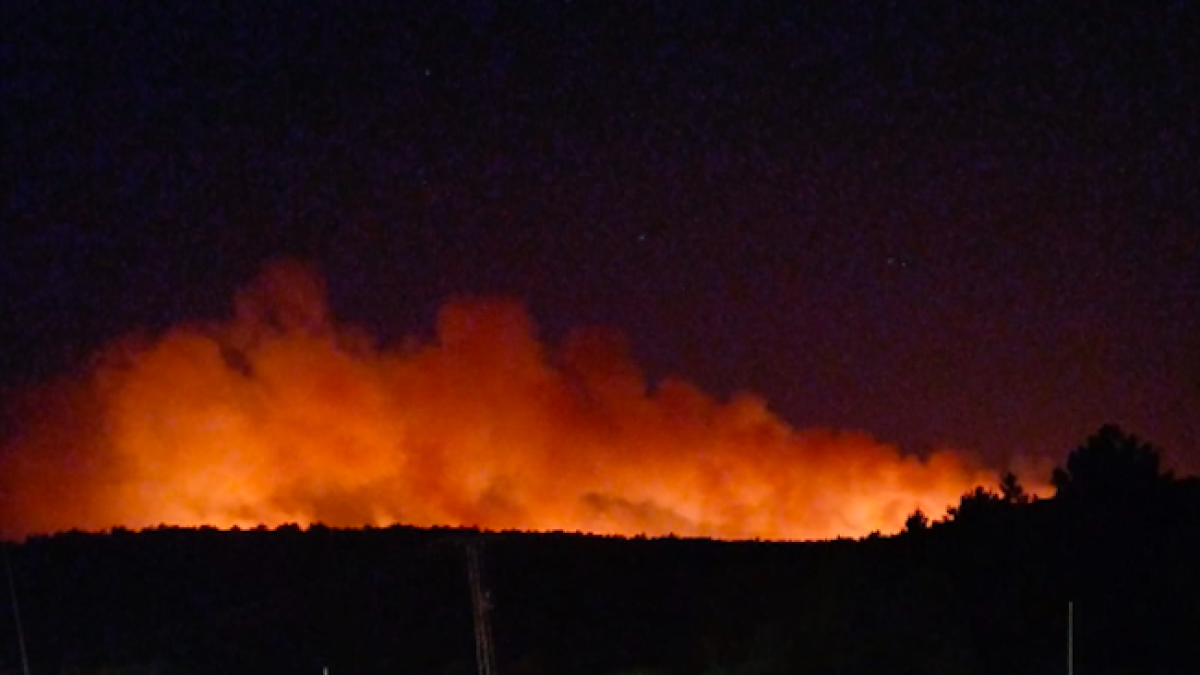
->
(0, 259, 1028, 541)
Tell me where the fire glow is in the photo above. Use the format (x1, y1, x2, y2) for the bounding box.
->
(1, 260, 1003, 541)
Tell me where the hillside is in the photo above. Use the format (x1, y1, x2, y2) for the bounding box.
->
(4, 478, 1199, 675)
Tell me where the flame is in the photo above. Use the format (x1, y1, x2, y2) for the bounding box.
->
(0, 259, 1004, 540)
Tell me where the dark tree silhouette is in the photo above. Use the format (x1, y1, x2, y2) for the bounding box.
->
(1051, 424, 1172, 500)
(902, 508, 929, 534)
(945, 486, 1003, 524)
(999, 471, 1029, 505)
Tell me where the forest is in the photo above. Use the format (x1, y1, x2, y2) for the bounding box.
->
(2, 425, 1197, 675)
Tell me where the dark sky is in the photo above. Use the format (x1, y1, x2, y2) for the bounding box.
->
(3, 0, 1198, 474)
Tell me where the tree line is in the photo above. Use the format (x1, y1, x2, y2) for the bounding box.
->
(2, 424, 1196, 675)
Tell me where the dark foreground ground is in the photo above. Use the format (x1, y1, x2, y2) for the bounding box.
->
(2, 475, 1199, 675)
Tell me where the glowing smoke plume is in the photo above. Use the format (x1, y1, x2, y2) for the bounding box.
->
(0, 259, 1002, 540)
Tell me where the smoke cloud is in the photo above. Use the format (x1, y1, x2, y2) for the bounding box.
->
(1, 259, 1003, 540)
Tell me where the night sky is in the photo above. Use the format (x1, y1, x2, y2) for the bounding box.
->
(3, 0, 1198, 475)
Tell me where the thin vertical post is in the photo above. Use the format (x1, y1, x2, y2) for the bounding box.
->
(1068, 600, 1073, 675)
(466, 540, 497, 675)
(5, 545, 30, 675)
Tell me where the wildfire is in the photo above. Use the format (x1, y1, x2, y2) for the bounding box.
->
(0, 259, 1002, 540)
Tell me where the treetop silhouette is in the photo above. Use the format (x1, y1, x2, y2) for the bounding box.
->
(1051, 424, 1173, 501)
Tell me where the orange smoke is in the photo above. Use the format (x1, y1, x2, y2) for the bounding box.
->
(1, 259, 1001, 541)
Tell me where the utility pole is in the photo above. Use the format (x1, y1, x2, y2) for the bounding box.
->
(465, 540, 497, 675)
(4, 545, 30, 675)
(1067, 600, 1073, 675)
